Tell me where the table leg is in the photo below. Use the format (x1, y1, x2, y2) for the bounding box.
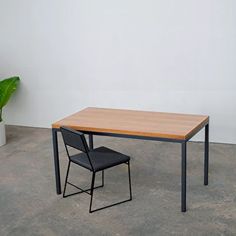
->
(89, 134, 93, 150)
(181, 141, 187, 212)
(204, 124, 209, 185)
(52, 129, 61, 194)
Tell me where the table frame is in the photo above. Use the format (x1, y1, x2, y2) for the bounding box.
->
(52, 123, 209, 212)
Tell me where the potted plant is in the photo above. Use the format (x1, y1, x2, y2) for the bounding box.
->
(0, 76, 20, 146)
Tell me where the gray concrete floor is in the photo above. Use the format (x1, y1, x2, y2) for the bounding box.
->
(0, 126, 236, 236)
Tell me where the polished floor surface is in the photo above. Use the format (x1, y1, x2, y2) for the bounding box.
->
(0, 126, 236, 236)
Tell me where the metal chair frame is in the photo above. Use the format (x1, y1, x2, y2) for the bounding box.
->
(61, 127, 132, 213)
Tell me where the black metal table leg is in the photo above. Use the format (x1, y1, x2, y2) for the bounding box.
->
(89, 134, 93, 150)
(52, 128, 61, 194)
(204, 124, 209, 185)
(181, 141, 187, 212)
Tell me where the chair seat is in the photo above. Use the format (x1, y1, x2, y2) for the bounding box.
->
(70, 146, 130, 172)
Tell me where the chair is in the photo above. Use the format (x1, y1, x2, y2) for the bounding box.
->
(60, 126, 132, 213)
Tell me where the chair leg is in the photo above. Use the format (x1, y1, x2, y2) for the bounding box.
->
(102, 170, 104, 187)
(63, 167, 104, 198)
(128, 161, 132, 200)
(89, 163, 132, 213)
(63, 161, 71, 198)
(89, 172, 96, 213)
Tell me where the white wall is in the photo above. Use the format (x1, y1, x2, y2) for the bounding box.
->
(0, 0, 236, 144)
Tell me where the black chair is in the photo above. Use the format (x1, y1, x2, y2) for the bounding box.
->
(60, 126, 132, 213)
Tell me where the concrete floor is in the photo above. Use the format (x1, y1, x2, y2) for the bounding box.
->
(0, 126, 236, 236)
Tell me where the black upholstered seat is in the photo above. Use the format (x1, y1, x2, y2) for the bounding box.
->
(70, 146, 130, 172)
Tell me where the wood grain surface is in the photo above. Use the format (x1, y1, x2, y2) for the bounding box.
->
(52, 107, 209, 140)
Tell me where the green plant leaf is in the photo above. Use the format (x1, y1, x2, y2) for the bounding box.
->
(0, 76, 20, 110)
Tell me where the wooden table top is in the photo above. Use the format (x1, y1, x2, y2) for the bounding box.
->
(52, 107, 209, 140)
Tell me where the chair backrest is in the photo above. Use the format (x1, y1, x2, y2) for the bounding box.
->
(60, 127, 94, 170)
(60, 126, 89, 152)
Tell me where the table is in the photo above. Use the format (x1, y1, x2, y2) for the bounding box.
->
(52, 107, 209, 212)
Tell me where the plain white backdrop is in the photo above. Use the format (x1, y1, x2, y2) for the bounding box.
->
(0, 0, 235, 143)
